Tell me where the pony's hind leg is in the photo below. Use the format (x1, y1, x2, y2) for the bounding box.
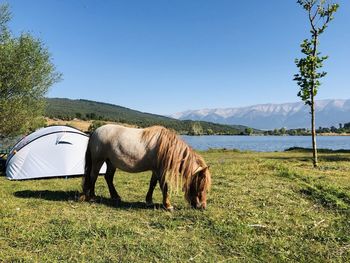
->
(81, 162, 102, 201)
(87, 160, 104, 201)
(145, 171, 158, 206)
(160, 178, 174, 211)
(104, 159, 122, 205)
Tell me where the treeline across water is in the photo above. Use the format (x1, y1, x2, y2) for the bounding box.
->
(263, 122, 350, 136)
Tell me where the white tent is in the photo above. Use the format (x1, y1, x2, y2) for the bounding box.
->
(6, 126, 106, 180)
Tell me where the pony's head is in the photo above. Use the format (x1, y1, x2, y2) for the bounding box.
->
(143, 126, 212, 209)
(185, 166, 211, 209)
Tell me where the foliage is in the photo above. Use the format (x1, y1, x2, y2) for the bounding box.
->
(189, 122, 204, 135)
(1, 150, 350, 261)
(317, 122, 350, 134)
(0, 4, 61, 137)
(45, 98, 251, 135)
(244, 127, 253, 135)
(88, 120, 106, 133)
(28, 116, 47, 133)
(294, 40, 327, 106)
(294, 0, 339, 105)
(263, 122, 350, 136)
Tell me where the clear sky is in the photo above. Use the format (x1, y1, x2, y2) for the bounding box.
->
(5, 0, 350, 115)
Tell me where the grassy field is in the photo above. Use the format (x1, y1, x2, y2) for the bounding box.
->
(45, 118, 94, 132)
(45, 118, 125, 132)
(1, 149, 350, 262)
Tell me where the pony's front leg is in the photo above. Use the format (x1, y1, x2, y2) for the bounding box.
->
(145, 171, 158, 206)
(160, 180, 174, 211)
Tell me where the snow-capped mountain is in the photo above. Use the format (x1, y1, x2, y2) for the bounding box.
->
(170, 99, 350, 130)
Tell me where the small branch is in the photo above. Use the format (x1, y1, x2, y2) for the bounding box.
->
(248, 224, 268, 228)
(189, 250, 203, 261)
(308, 9, 317, 34)
(311, 4, 318, 22)
(312, 219, 325, 228)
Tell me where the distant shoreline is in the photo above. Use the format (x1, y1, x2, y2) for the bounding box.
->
(182, 133, 350, 136)
(318, 133, 350, 136)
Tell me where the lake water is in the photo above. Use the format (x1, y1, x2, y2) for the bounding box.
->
(182, 135, 350, 152)
(1, 135, 350, 153)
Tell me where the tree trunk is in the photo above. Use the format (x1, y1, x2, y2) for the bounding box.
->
(311, 92, 318, 167)
(311, 32, 318, 168)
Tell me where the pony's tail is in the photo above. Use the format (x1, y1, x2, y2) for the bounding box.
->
(81, 138, 92, 200)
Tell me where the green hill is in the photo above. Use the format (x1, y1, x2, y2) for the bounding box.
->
(45, 98, 254, 135)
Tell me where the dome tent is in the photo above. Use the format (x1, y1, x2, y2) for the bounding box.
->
(6, 126, 106, 180)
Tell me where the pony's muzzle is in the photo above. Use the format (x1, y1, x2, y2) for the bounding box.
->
(196, 202, 207, 210)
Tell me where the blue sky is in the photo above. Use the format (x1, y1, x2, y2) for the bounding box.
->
(5, 0, 350, 115)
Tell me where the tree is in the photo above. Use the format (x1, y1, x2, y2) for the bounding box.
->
(190, 122, 203, 135)
(245, 127, 253, 135)
(0, 4, 61, 136)
(330, 126, 337, 133)
(273, 128, 280, 136)
(88, 120, 106, 133)
(294, 0, 339, 167)
(280, 127, 286, 135)
(75, 112, 82, 119)
(290, 129, 298, 136)
(206, 128, 214, 135)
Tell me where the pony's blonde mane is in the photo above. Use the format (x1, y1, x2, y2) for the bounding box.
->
(141, 126, 208, 195)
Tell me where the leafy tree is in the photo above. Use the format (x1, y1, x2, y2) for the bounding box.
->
(88, 120, 106, 133)
(245, 127, 253, 135)
(290, 129, 298, 136)
(189, 122, 203, 135)
(206, 128, 214, 135)
(273, 128, 280, 136)
(294, 0, 339, 167)
(280, 127, 286, 135)
(0, 4, 61, 136)
(28, 116, 47, 133)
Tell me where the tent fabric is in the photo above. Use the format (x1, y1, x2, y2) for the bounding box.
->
(6, 126, 106, 180)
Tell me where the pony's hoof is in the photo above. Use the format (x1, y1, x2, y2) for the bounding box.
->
(89, 196, 97, 202)
(79, 194, 87, 202)
(163, 205, 174, 212)
(79, 194, 95, 202)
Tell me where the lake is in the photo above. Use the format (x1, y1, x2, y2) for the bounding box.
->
(182, 135, 350, 152)
(1, 135, 350, 153)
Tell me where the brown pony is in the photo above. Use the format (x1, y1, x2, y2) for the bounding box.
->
(81, 124, 211, 210)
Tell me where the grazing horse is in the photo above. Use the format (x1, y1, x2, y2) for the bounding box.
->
(81, 124, 211, 210)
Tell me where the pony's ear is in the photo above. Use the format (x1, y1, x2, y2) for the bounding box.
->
(193, 166, 208, 175)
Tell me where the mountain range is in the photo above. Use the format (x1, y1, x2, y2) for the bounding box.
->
(170, 99, 350, 130)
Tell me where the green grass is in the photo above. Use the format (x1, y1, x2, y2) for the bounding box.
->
(1, 150, 350, 262)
